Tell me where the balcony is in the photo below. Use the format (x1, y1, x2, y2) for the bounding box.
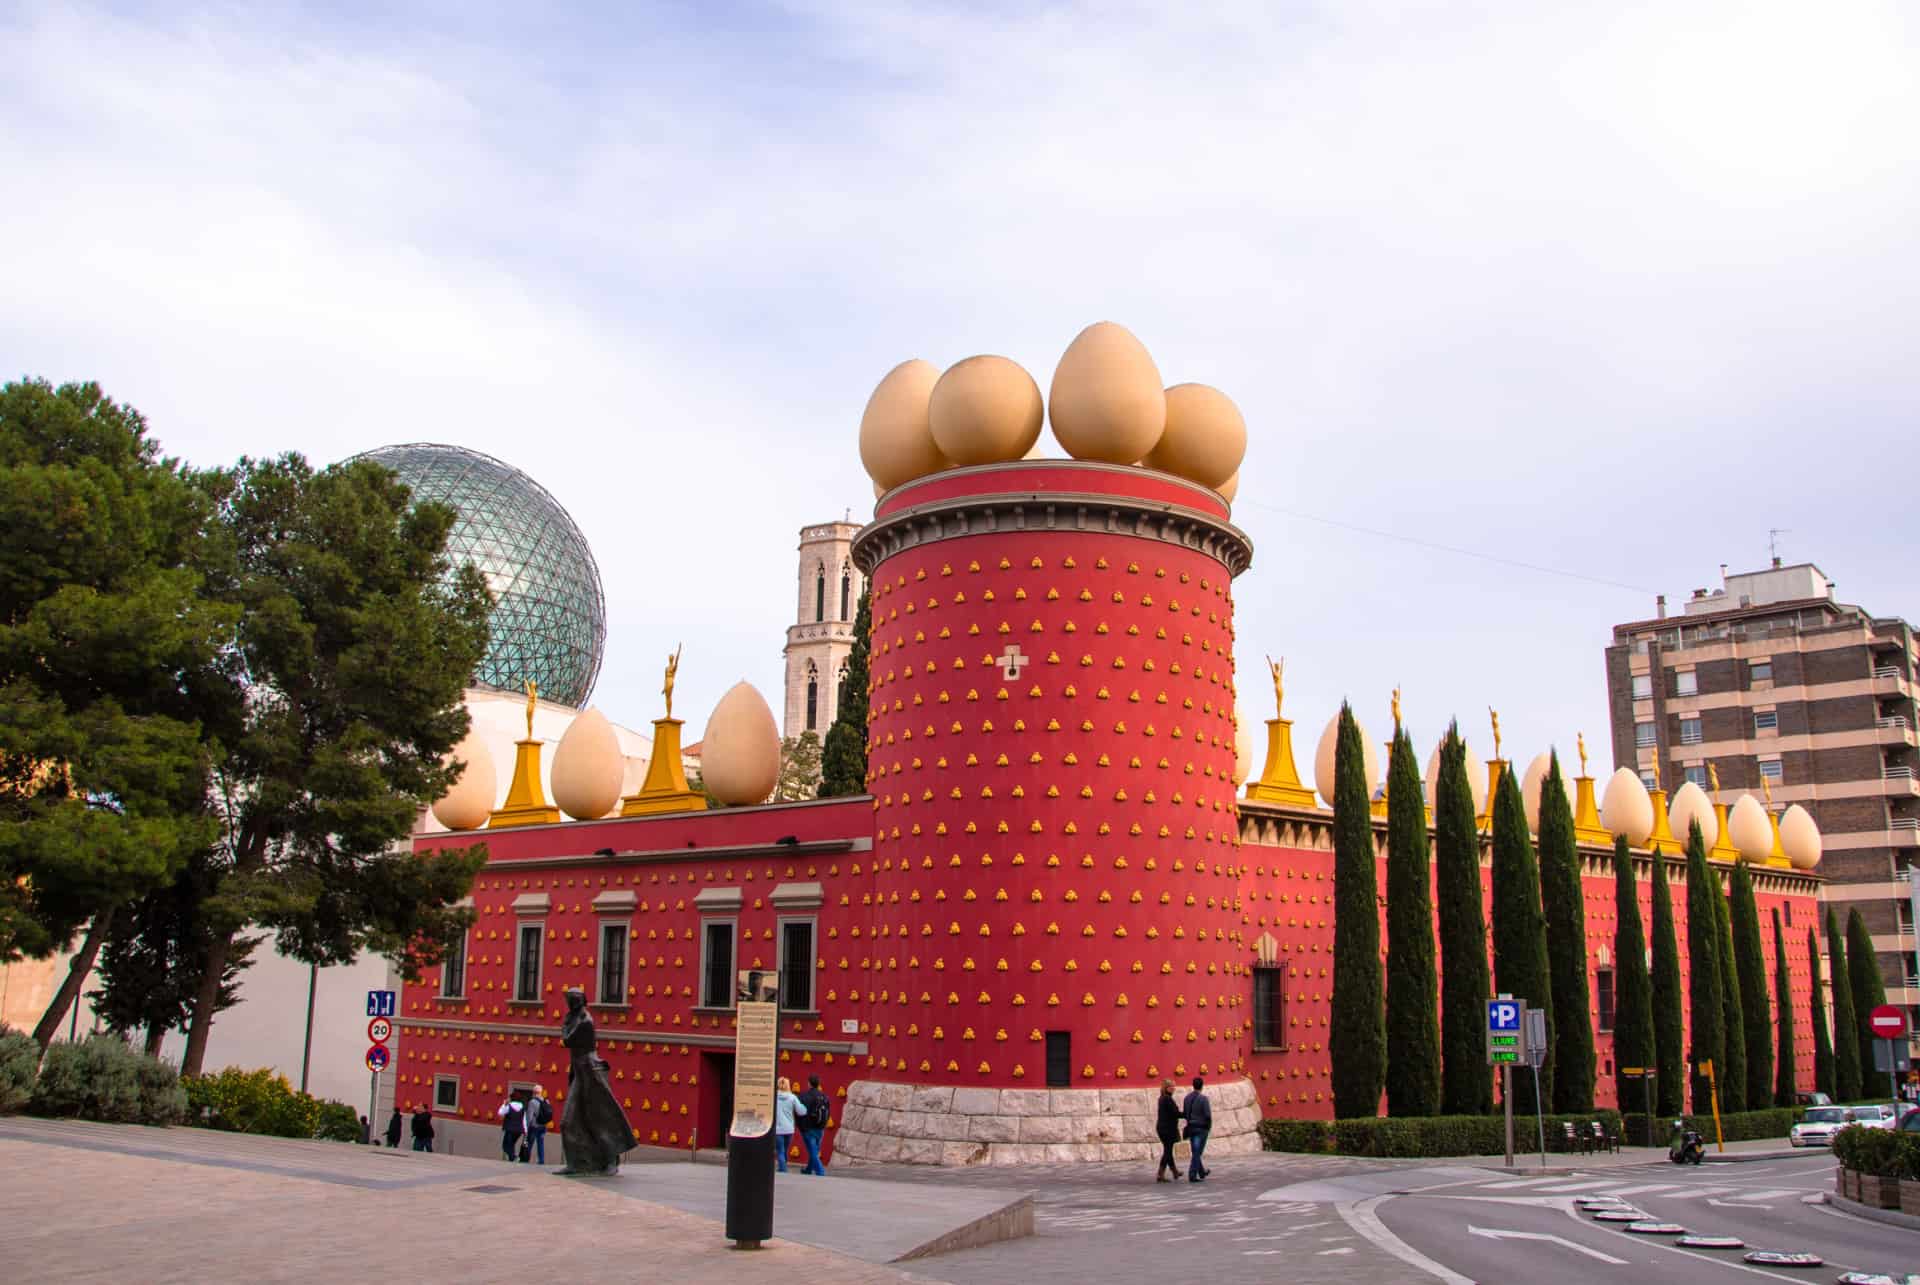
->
(1880, 715, 1919, 747)
(1875, 666, 1911, 694)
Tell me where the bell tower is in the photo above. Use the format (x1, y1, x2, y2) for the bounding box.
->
(782, 520, 865, 741)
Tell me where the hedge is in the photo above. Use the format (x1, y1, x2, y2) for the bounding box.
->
(1260, 1110, 1625, 1158)
(28, 1035, 186, 1125)
(1833, 1123, 1918, 1178)
(184, 1067, 360, 1141)
(1619, 1106, 1801, 1143)
(0, 1026, 39, 1114)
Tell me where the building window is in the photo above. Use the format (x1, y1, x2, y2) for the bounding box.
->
(439, 929, 468, 999)
(840, 569, 851, 621)
(779, 919, 816, 1012)
(814, 568, 825, 623)
(1252, 968, 1285, 1049)
(1639, 769, 1658, 791)
(1679, 717, 1703, 745)
(1632, 674, 1652, 700)
(1595, 968, 1616, 1033)
(805, 661, 819, 732)
(701, 921, 736, 1009)
(1674, 670, 1698, 697)
(514, 924, 544, 1002)
(1751, 660, 1772, 683)
(1044, 1031, 1072, 1088)
(434, 1074, 460, 1111)
(1758, 758, 1783, 783)
(1683, 765, 1708, 788)
(598, 923, 627, 1005)
(1635, 722, 1656, 748)
(1754, 710, 1778, 733)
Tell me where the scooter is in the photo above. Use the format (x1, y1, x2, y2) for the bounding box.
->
(1668, 1120, 1704, 1165)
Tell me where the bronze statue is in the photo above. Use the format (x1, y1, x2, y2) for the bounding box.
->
(523, 679, 538, 740)
(1488, 707, 1501, 761)
(663, 644, 682, 719)
(1576, 731, 1588, 777)
(557, 989, 637, 1175)
(1265, 655, 1284, 718)
(1708, 762, 1721, 794)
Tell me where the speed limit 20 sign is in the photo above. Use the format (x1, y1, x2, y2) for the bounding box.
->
(367, 1017, 393, 1044)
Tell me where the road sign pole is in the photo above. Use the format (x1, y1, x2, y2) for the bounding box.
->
(1890, 1038, 1901, 1107)
(367, 1070, 377, 1146)
(1502, 1063, 1513, 1167)
(1532, 1062, 1546, 1168)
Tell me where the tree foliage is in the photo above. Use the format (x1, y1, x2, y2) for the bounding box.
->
(1384, 728, 1439, 1117)
(1536, 752, 1592, 1112)
(1772, 910, 1797, 1107)
(1727, 862, 1772, 1110)
(1682, 828, 1724, 1113)
(1712, 872, 1745, 1112)
(1489, 761, 1551, 1114)
(1827, 907, 1861, 1102)
(817, 590, 870, 798)
(1648, 848, 1685, 1117)
(1433, 724, 1491, 1116)
(95, 853, 259, 1054)
(1329, 703, 1384, 1118)
(1610, 838, 1655, 1115)
(1807, 926, 1834, 1099)
(1846, 907, 1889, 1092)
(774, 731, 823, 802)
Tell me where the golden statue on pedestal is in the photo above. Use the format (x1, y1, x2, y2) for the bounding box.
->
(663, 644, 682, 719)
(1391, 686, 1402, 734)
(523, 679, 538, 740)
(1708, 762, 1721, 794)
(1266, 655, 1284, 718)
(1761, 772, 1774, 806)
(1577, 731, 1588, 776)
(1489, 707, 1501, 760)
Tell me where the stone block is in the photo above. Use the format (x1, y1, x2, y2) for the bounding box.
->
(999, 1089, 1053, 1116)
(832, 1129, 871, 1160)
(1044, 1143, 1081, 1164)
(1066, 1143, 1106, 1163)
(1100, 1142, 1154, 1163)
(951, 1087, 1002, 1116)
(910, 1086, 955, 1114)
(1121, 1113, 1158, 1142)
(1051, 1090, 1100, 1115)
(838, 1105, 869, 1133)
(968, 1113, 1021, 1143)
(929, 1112, 973, 1141)
(1019, 1114, 1071, 1144)
(897, 1137, 943, 1165)
(1083, 1114, 1123, 1143)
(940, 1141, 991, 1167)
(869, 1081, 911, 1112)
(1101, 1088, 1154, 1117)
(989, 1143, 1048, 1166)
(867, 1133, 906, 1163)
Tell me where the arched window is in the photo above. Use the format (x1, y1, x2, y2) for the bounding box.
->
(840, 568, 851, 621)
(814, 567, 825, 622)
(805, 661, 819, 731)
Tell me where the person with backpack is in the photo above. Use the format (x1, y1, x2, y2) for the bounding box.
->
(523, 1085, 553, 1164)
(797, 1074, 831, 1175)
(410, 1104, 435, 1153)
(1181, 1076, 1212, 1183)
(497, 1094, 526, 1162)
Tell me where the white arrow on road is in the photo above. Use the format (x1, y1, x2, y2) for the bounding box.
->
(1468, 1225, 1629, 1264)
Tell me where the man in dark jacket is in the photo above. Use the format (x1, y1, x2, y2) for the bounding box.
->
(385, 1108, 404, 1149)
(410, 1105, 435, 1153)
(1181, 1076, 1212, 1183)
(798, 1075, 831, 1175)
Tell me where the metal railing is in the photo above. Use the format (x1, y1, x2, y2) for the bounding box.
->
(1892, 818, 1920, 831)
(1887, 766, 1917, 781)
(1876, 665, 1906, 680)
(1881, 715, 1913, 730)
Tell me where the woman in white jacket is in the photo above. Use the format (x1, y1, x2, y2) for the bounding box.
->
(773, 1077, 802, 1172)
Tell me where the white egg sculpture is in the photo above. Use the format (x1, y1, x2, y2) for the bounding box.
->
(700, 681, 782, 806)
(1520, 751, 1577, 831)
(1423, 736, 1488, 815)
(1779, 803, 1822, 869)
(1598, 767, 1654, 846)
(1142, 383, 1247, 489)
(1232, 706, 1255, 786)
(858, 359, 949, 489)
(1313, 710, 1381, 810)
(551, 707, 625, 821)
(431, 729, 497, 830)
(928, 355, 1044, 465)
(1666, 780, 1718, 850)
(1727, 794, 1773, 861)
(1047, 322, 1166, 464)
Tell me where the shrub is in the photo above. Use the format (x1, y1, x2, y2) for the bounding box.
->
(313, 1100, 362, 1143)
(1619, 1106, 1801, 1144)
(28, 1035, 184, 1124)
(1260, 1110, 1623, 1158)
(184, 1066, 357, 1141)
(0, 1026, 40, 1114)
(1833, 1123, 1904, 1177)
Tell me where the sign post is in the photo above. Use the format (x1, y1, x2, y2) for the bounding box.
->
(1524, 1007, 1548, 1167)
(1871, 1004, 1910, 1106)
(725, 970, 780, 1249)
(1619, 1067, 1657, 1147)
(1487, 996, 1521, 1167)
(365, 999, 394, 1146)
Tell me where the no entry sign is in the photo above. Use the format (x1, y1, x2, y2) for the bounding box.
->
(1870, 1004, 1908, 1039)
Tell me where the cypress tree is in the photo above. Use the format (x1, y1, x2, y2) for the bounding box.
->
(1728, 862, 1772, 1109)
(1490, 762, 1552, 1114)
(816, 591, 871, 797)
(1773, 910, 1798, 1106)
(1682, 829, 1724, 1114)
(1808, 926, 1835, 1099)
(1847, 908, 1890, 1095)
(1713, 871, 1746, 1112)
(1648, 847, 1684, 1117)
(1384, 728, 1440, 1116)
(1610, 837, 1655, 1116)
(1537, 752, 1593, 1112)
(1828, 907, 1861, 1101)
(1329, 703, 1385, 1118)
(1434, 724, 1492, 1116)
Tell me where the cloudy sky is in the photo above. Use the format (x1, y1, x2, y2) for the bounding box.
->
(5, 1, 1916, 778)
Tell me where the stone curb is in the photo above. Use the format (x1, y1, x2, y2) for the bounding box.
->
(1821, 1191, 1920, 1232)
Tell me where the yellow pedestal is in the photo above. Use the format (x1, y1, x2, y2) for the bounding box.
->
(1766, 810, 1791, 867)
(1572, 776, 1610, 846)
(1647, 787, 1677, 851)
(1479, 759, 1505, 828)
(490, 738, 560, 828)
(1245, 718, 1316, 807)
(620, 717, 708, 816)
(1709, 802, 1740, 861)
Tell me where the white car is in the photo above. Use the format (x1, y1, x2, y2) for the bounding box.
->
(1791, 1104, 1894, 1147)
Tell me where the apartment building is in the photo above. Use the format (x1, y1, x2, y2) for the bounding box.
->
(1604, 560, 1920, 1028)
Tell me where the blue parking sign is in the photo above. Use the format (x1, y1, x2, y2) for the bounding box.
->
(367, 990, 396, 1018)
(1487, 999, 1520, 1031)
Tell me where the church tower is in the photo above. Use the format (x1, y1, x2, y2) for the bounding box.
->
(782, 520, 865, 741)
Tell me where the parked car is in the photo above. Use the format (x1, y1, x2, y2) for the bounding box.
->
(1850, 1104, 1899, 1131)
(1792, 1105, 1895, 1147)
(1796, 1091, 1833, 1107)
(1901, 1106, 1920, 1134)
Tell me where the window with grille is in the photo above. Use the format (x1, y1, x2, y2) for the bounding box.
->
(515, 924, 543, 1002)
(1635, 722, 1656, 747)
(439, 929, 467, 999)
(702, 921, 736, 1009)
(1679, 717, 1703, 745)
(1632, 674, 1652, 700)
(434, 1075, 460, 1110)
(1758, 758, 1783, 783)
(1674, 670, 1698, 696)
(780, 920, 816, 1011)
(1595, 968, 1615, 1032)
(1683, 765, 1708, 788)
(1252, 968, 1285, 1049)
(1044, 1032, 1071, 1087)
(598, 924, 627, 1005)
(1639, 770, 1658, 790)
(1751, 660, 1772, 683)
(1754, 710, 1778, 733)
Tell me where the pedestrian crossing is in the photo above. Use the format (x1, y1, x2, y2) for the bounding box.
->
(1476, 1172, 1805, 1205)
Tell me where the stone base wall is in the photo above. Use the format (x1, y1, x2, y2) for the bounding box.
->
(832, 1077, 1264, 1167)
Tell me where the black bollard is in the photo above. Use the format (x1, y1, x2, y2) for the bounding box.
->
(725, 1129, 777, 1248)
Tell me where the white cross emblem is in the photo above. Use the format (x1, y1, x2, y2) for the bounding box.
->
(997, 644, 1027, 681)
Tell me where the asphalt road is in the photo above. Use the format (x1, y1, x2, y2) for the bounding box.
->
(1354, 1152, 1919, 1283)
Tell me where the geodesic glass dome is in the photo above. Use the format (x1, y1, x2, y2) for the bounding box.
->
(352, 443, 606, 707)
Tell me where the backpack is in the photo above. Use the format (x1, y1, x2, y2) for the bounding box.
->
(534, 1097, 553, 1127)
(803, 1089, 830, 1130)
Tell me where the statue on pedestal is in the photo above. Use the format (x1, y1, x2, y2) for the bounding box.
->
(557, 989, 636, 1175)
(663, 644, 681, 719)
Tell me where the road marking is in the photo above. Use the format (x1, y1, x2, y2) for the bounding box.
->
(1706, 1199, 1774, 1209)
(1736, 1188, 1805, 1202)
(1601, 1183, 1681, 1197)
(1481, 1175, 1578, 1189)
(1468, 1225, 1629, 1263)
(1533, 1178, 1634, 1192)
(1338, 1194, 1474, 1285)
(1659, 1186, 1737, 1200)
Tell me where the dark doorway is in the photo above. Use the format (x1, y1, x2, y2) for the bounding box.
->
(699, 1051, 735, 1151)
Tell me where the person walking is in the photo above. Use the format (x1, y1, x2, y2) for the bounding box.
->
(523, 1085, 552, 1164)
(773, 1077, 802, 1173)
(357, 1115, 371, 1145)
(384, 1107, 403, 1149)
(497, 1095, 526, 1162)
(410, 1104, 435, 1153)
(1182, 1076, 1212, 1183)
(1154, 1079, 1182, 1182)
(797, 1074, 831, 1175)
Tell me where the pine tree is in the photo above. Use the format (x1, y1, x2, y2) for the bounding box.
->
(1847, 908, 1890, 1095)
(1434, 724, 1492, 1116)
(1773, 910, 1797, 1107)
(1649, 847, 1685, 1117)
(1537, 752, 1593, 1112)
(1712, 868, 1746, 1112)
(774, 731, 823, 801)
(1828, 908, 1861, 1101)
(1682, 829, 1724, 1114)
(1329, 703, 1385, 1118)
(1384, 728, 1439, 1117)
(1808, 926, 1835, 1099)
(1610, 838, 1655, 1116)
(817, 591, 870, 797)
(1490, 761, 1552, 1114)
(1728, 862, 1772, 1109)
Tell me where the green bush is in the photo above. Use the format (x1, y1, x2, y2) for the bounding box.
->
(0, 1026, 39, 1114)
(1260, 1110, 1624, 1158)
(1832, 1123, 1905, 1177)
(1619, 1106, 1801, 1144)
(183, 1066, 357, 1141)
(312, 1100, 362, 1143)
(28, 1035, 184, 1124)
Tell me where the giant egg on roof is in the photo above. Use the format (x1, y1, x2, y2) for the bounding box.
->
(1047, 322, 1166, 464)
